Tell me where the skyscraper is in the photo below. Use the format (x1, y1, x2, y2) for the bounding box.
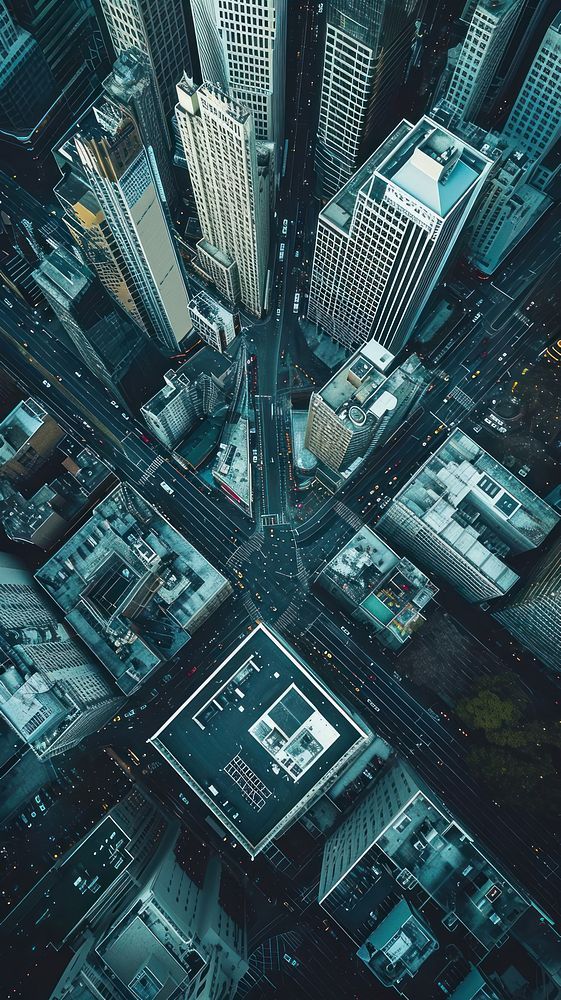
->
(315, 0, 420, 200)
(102, 47, 176, 207)
(494, 537, 561, 674)
(444, 0, 523, 124)
(175, 78, 270, 317)
(0, 0, 55, 137)
(1, 0, 110, 183)
(72, 101, 192, 352)
(503, 12, 561, 163)
(0, 553, 120, 757)
(377, 430, 559, 603)
(98, 0, 192, 121)
(33, 247, 147, 397)
(308, 117, 491, 355)
(190, 0, 286, 176)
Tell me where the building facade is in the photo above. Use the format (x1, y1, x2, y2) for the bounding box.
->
(176, 79, 269, 317)
(0, 553, 120, 757)
(72, 101, 192, 352)
(141, 356, 230, 450)
(102, 46, 176, 207)
(305, 350, 428, 473)
(191, 0, 286, 178)
(308, 117, 491, 355)
(98, 0, 192, 121)
(377, 430, 559, 603)
(444, 0, 523, 124)
(49, 791, 248, 1000)
(33, 248, 147, 396)
(189, 290, 238, 353)
(0, 0, 55, 136)
(503, 12, 561, 165)
(315, 0, 420, 200)
(494, 536, 561, 674)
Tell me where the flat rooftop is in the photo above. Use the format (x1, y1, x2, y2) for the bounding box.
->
(3, 816, 132, 948)
(322, 117, 489, 231)
(321, 526, 437, 643)
(377, 792, 529, 951)
(150, 625, 370, 856)
(190, 289, 234, 328)
(0, 399, 47, 462)
(393, 430, 559, 552)
(36, 484, 229, 693)
(319, 349, 387, 425)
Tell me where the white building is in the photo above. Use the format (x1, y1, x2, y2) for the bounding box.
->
(98, 0, 192, 120)
(378, 430, 559, 603)
(315, 0, 420, 200)
(190, 290, 237, 353)
(0, 553, 120, 757)
(503, 12, 561, 169)
(444, 0, 523, 124)
(73, 100, 192, 353)
(175, 79, 269, 317)
(190, 0, 286, 178)
(308, 117, 491, 355)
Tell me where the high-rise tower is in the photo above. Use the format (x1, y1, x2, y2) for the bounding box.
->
(190, 0, 286, 177)
(102, 47, 176, 207)
(494, 537, 561, 675)
(503, 12, 561, 163)
(72, 101, 192, 352)
(315, 0, 420, 200)
(444, 0, 523, 124)
(308, 117, 491, 355)
(175, 79, 269, 317)
(98, 0, 192, 122)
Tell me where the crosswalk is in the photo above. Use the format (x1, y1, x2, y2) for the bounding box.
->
(139, 454, 165, 486)
(334, 500, 363, 531)
(449, 385, 474, 410)
(242, 593, 260, 620)
(226, 532, 263, 569)
(275, 597, 304, 634)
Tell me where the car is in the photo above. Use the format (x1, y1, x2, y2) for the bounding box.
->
(121, 412, 130, 420)
(341, 626, 350, 636)
(140, 433, 150, 443)
(110, 400, 119, 407)
(74, 371, 82, 377)
(35, 794, 41, 804)
(279, 242, 285, 261)
(499, 352, 507, 361)
(42, 380, 51, 388)
(179, 792, 190, 806)
(160, 481, 174, 495)
(56, 375, 62, 381)
(281, 218, 288, 235)
(276, 307, 281, 318)
(187, 665, 198, 676)
(22, 341, 28, 348)
(162, 673, 172, 683)
(39, 802, 46, 812)
(471, 370, 481, 379)
(124, 709, 136, 718)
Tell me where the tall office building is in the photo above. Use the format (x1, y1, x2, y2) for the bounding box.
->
(1, 0, 110, 183)
(47, 792, 248, 1000)
(444, 0, 523, 124)
(141, 351, 233, 449)
(315, 0, 420, 200)
(98, 0, 192, 121)
(176, 79, 270, 317)
(102, 47, 176, 207)
(0, 553, 120, 757)
(33, 247, 147, 396)
(308, 117, 491, 355)
(191, 0, 286, 176)
(494, 537, 561, 674)
(503, 12, 561, 163)
(378, 430, 559, 603)
(0, 0, 55, 135)
(72, 101, 192, 352)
